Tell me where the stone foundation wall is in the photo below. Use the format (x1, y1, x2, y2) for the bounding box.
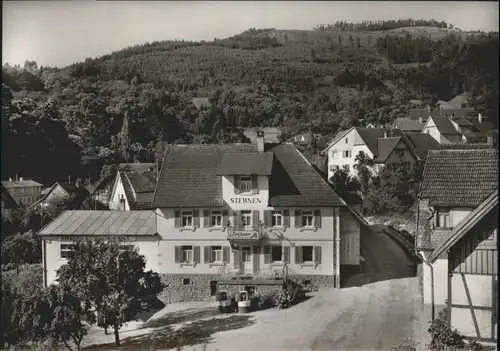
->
(158, 273, 336, 303)
(159, 273, 219, 303)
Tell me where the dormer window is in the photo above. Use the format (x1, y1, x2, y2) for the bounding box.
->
(239, 176, 252, 193)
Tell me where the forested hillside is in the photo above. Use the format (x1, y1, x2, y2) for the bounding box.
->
(2, 20, 498, 184)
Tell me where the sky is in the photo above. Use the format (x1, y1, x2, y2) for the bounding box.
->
(3, 1, 499, 68)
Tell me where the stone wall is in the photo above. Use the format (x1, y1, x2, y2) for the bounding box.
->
(417, 262, 424, 298)
(158, 273, 337, 303)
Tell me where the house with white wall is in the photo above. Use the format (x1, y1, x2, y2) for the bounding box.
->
(416, 146, 498, 345)
(108, 166, 157, 211)
(2, 177, 43, 207)
(30, 181, 88, 211)
(38, 133, 366, 303)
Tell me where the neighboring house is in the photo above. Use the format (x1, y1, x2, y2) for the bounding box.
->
(39, 133, 366, 303)
(30, 182, 89, 211)
(422, 116, 463, 144)
(2, 177, 43, 207)
(323, 127, 400, 178)
(416, 147, 498, 344)
(288, 133, 314, 145)
(408, 107, 440, 121)
(89, 163, 157, 209)
(108, 169, 157, 210)
(2, 184, 19, 222)
(373, 132, 439, 168)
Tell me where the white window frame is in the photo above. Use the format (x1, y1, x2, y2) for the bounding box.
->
(60, 244, 75, 259)
(271, 245, 283, 263)
(330, 151, 338, 160)
(301, 246, 314, 263)
(241, 210, 252, 227)
(302, 210, 314, 228)
(435, 209, 450, 228)
(211, 245, 223, 263)
(271, 210, 283, 227)
(211, 210, 222, 227)
(239, 176, 252, 194)
(182, 211, 193, 228)
(181, 245, 194, 263)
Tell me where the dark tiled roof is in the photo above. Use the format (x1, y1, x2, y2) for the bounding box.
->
(1, 185, 18, 209)
(420, 148, 498, 207)
(394, 118, 425, 132)
(431, 117, 460, 135)
(218, 153, 274, 176)
(465, 117, 495, 134)
(120, 172, 154, 210)
(356, 128, 403, 156)
(373, 137, 402, 163)
(153, 144, 258, 208)
(451, 117, 473, 127)
(267, 144, 345, 207)
(152, 143, 346, 208)
(404, 133, 440, 160)
(38, 210, 157, 236)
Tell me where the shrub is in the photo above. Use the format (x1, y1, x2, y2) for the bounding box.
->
(251, 292, 273, 311)
(272, 288, 295, 309)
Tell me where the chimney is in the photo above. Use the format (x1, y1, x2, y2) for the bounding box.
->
(256, 131, 264, 152)
(427, 106, 431, 112)
(383, 131, 388, 138)
(9, 177, 12, 182)
(478, 113, 483, 123)
(418, 117, 423, 124)
(20, 177, 23, 181)
(487, 135, 494, 146)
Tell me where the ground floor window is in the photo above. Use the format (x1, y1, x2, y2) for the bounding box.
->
(295, 246, 322, 264)
(60, 244, 75, 259)
(302, 246, 313, 262)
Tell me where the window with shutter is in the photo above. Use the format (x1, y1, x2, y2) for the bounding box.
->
(204, 246, 210, 263)
(193, 246, 201, 263)
(223, 246, 230, 263)
(295, 246, 302, 264)
(314, 246, 322, 264)
(174, 246, 181, 263)
(263, 210, 271, 227)
(251, 175, 259, 194)
(193, 210, 200, 228)
(174, 210, 181, 228)
(283, 246, 290, 264)
(252, 210, 260, 229)
(283, 209, 290, 228)
(294, 210, 302, 228)
(233, 211, 241, 227)
(210, 211, 222, 227)
(180, 245, 193, 263)
(271, 210, 283, 227)
(264, 246, 271, 264)
(314, 209, 322, 228)
(271, 246, 283, 262)
(203, 210, 210, 228)
(239, 176, 252, 194)
(233, 249, 241, 269)
(210, 246, 222, 263)
(302, 246, 314, 263)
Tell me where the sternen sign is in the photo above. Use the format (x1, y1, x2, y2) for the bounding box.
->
(229, 197, 262, 204)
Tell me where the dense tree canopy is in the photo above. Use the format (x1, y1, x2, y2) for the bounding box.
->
(2, 23, 498, 184)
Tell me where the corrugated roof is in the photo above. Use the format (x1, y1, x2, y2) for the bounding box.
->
(152, 143, 346, 208)
(38, 210, 157, 236)
(420, 148, 498, 207)
(217, 153, 274, 176)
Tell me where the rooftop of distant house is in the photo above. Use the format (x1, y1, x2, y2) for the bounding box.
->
(2, 177, 43, 188)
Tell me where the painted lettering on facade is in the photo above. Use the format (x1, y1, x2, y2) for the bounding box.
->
(229, 197, 262, 204)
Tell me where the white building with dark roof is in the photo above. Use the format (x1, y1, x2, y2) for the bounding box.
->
(2, 177, 43, 207)
(38, 133, 366, 303)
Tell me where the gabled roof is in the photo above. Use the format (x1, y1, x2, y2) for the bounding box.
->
(152, 143, 347, 208)
(217, 153, 274, 176)
(429, 189, 498, 263)
(419, 148, 498, 207)
(373, 137, 402, 163)
(393, 118, 425, 132)
(465, 117, 495, 134)
(119, 171, 156, 210)
(356, 128, 403, 156)
(322, 128, 351, 152)
(430, 117, 460, 135)
(31, 182, 89, 209)
(403, 133, 440, 160)
(1, 185, 18, 209)
(38, 210, 157, 236)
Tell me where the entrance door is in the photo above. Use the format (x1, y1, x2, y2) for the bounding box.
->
(242, 247, 253, 274)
